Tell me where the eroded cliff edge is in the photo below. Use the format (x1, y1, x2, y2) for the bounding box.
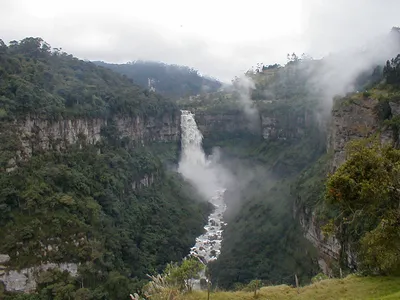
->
(296, 94, 399, 276)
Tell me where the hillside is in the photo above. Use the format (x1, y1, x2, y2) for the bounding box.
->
(0, 38, 175, 119)
(0, 38, 210, 299)
(94, 60, 222, 99)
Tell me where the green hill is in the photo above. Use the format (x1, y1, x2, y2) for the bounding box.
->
(94, 60, 222, 99)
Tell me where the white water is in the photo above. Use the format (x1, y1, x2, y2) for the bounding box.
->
(178, 110, 227, 288)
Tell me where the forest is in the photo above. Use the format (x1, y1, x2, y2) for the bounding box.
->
(1, 34, 400, 299)
(0, 38, 210, 299)
(0, 38, 175, 119)
(94, 60, 222, 99)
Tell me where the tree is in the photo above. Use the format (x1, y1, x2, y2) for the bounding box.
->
(383, 54, 400, 84)
(247, 279, 262, 297)
(359, 210, 400, 275)
(164, 257, 204, 292)
(326, 138, 400, 273)
(0, 39, 7, 55)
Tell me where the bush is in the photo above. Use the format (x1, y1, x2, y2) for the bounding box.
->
(311, 273, 329, 283)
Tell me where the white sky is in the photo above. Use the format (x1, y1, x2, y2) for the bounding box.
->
(0, 0, 399, 81)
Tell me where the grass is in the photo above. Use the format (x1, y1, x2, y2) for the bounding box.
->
(178, 275, 400, 300)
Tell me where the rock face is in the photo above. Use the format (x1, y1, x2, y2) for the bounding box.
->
(3, 113, 180, 172)
(298, 212, 341, 276)
(300, 96, 400, 275)
(194, 108, 316, 141)
(0, 260, 78, 293)
(13, 113, 179, 158)
(194, 111, 259, 137)
(260, 109, 315, 140)
(328, 98, 382, 172)
(132, 173, 156, 190)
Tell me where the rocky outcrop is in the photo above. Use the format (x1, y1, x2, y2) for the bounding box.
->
(2, 113, 180, 172)
(194, 108, 316, 141)
(298, 212, 341, 276)
(260, 109, 314, 140)
(300, 96, 400, 275)
(194, 111, 258, 136)
(0, 260, 78, 293)
(132, 173, 156, 190)
(15, 113, 179, 157)
(0, 253, 79, 293)
(328, 97, 393, 172)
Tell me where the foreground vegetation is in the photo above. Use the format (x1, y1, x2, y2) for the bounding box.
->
(178, 275, 400, 300)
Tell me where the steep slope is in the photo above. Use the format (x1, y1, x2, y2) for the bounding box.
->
(294, 56, 400, 276)
(94, 60, 222, 98)
(0, 38, 210, 299)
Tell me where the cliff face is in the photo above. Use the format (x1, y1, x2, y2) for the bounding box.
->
(0, 254, 78, 293)
(194, 111, 258, 136)
(328, 97, 391, 172)
(300, 95, 399, 275)
(260, 108, 315, 140)
(4, 113, 180, 171)
(194, 107, 315, 141)
(16, 113, 179, 155)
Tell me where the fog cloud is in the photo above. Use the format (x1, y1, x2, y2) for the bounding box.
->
(232, 76, 259, 126)
(0, 0, 399, 82)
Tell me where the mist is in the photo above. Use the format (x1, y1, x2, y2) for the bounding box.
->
(178, 111, 233, 201)
(231, 76, 260, 129)
(306, 28, 400, 112)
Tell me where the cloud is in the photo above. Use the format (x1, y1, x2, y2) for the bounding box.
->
(301, 0, 400, 57)
(232, 76, 259, 126)
(0, 0, 399, 82)
(0, 0, 303, 82)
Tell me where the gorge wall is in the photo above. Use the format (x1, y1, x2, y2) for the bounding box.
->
(3, 113, 180, 171)
(298, 95, 400, 276)
(194, 106, 315, 141)
(15, 113, 179, 154)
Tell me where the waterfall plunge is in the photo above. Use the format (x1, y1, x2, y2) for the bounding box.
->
(178, 110, 228, 265)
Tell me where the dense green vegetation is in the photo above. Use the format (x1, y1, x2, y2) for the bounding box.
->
(206, 134, 325, 289)
(2, 32, 400, 299)
(94, 61, 221, 99)
(0, 38, 175, 119)
(0, 38, 210, 299)
(325, 139, 400, 275)
(0, 121, 210, 299)
(384, 53, 400, 85)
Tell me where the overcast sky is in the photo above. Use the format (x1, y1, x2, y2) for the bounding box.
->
(0, 0, 399, 82)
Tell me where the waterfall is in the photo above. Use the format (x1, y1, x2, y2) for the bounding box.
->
(178, 111, 224, 201)
(178, 110, 227, 288)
